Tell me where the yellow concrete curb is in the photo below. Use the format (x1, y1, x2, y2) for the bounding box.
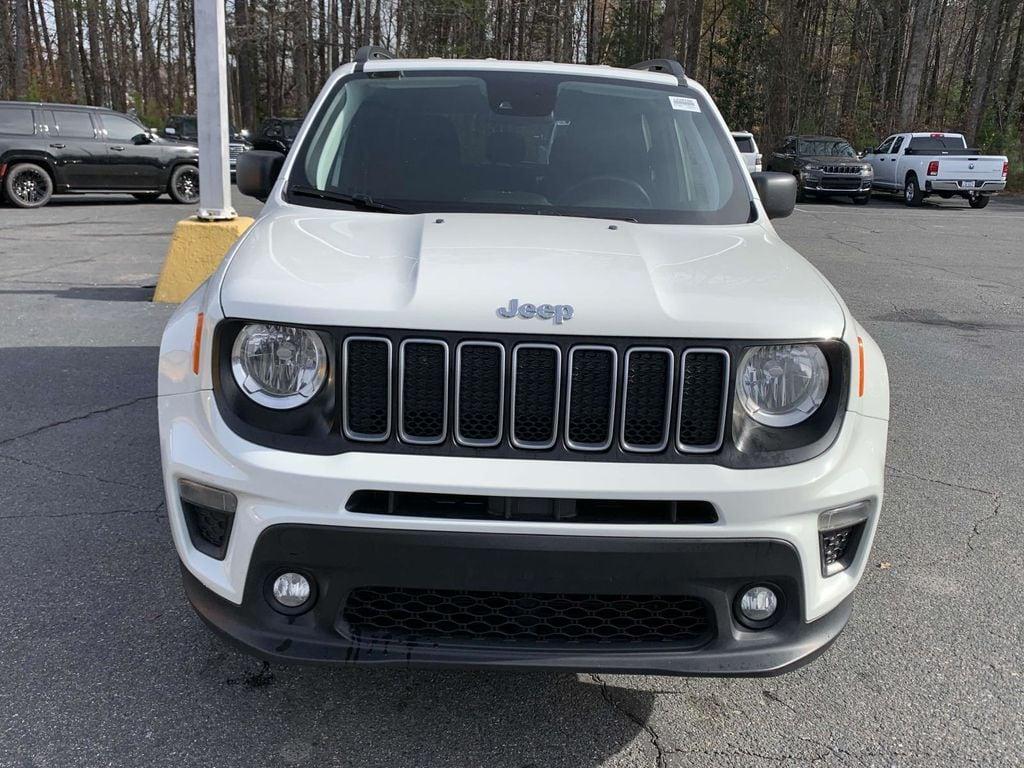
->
(153, 216, 255, 303)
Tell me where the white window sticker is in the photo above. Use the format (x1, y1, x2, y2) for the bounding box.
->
(669, 96, 701, 112)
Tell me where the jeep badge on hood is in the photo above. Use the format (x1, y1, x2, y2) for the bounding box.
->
(497, 299, 574, 324)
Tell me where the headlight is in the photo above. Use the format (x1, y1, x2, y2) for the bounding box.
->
(860, 165, 873, 176)
(737, 344, 829, 427)
(230, 323, 328, 409)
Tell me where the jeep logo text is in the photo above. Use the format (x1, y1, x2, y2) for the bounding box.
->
(497, 298, 574, 324)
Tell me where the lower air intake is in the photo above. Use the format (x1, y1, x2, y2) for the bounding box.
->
(342, 587, 713, 647)
(820, 522, 865, 576)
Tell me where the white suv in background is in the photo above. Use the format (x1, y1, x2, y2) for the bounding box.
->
(732, 131, 762, 173)
(159, 51, 890, 676)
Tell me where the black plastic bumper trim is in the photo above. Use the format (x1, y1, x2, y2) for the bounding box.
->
(179, 526, 853, 676)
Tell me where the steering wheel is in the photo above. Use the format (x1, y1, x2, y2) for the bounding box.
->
(558, 175, 653, 208)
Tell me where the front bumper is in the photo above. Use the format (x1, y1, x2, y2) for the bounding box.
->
(801, 175, 872, 195)
(182, 526, 853, 675)
(160, 390, 887, 672)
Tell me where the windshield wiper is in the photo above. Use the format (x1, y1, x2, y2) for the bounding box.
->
(288, 186, 409, 213)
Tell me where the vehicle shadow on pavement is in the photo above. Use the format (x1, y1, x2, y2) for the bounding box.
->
(799, 193, 984, 211)
(0, 344, 656, 767)
(0, 285, 156, 301)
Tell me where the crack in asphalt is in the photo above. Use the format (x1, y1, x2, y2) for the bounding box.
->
(0, 450, 154, 491)
(966, 495, 1004, 554)
(589, 674, 665, 768)
(885, 465, 1015, 563)
(0, 394, 157, 449)
(0, 499, 164, 521)
(825, 231, 875, 257)
(885, 465, 998, 498)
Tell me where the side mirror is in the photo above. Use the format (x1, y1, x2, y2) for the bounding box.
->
(861, 147, 873, 156)
(164, 126, 176, 136)
(132, 132, 152, 145)
(237, 150, 285, 202)
(751, 171, 797, 220)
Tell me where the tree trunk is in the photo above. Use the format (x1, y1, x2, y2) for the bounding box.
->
(966, 0, 1005, 142)
(12, 0, 29, 97)
(659, 0, 679, 58)
(898, 0, 934, 127)
(683, 0, 703, 76)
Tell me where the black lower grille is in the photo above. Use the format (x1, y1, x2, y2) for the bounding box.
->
(342, 586, 713, 647)
(512, 345, 560, 448)
(566, 346, 616, 449)
(622, 349, 672, 450)
(819, 176, 862, 190)
(678, 350, 727, 450)
(346, 490, 718, 524)
(400, 340, 447, 443)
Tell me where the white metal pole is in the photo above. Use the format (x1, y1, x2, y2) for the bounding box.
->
(193, 0, 236, 221)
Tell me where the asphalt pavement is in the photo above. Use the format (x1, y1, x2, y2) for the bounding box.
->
(0, 190, 1021, 767)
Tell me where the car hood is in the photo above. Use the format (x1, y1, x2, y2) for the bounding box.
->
(220, 210, 845, 340)
(801, 155, 863, 165)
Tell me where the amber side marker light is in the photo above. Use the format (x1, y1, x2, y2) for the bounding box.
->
(192, 313, 205, 375)
(857, 336, 865, 397)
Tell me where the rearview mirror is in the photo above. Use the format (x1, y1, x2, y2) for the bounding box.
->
(237, 150, 285, 202)
(751, 171, 797, 219)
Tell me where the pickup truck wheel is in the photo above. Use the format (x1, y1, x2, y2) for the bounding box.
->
(903, 175, 924, 207)
(968, 194, 990, 209)
(132, 192, 163, 202)
(4, 163, 53, 209)
(168, 165, 200, 204)
(853, 194, 870, 206)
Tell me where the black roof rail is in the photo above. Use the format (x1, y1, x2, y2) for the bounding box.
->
(354, 45, 395, 70)
(629, 59, 687, 85)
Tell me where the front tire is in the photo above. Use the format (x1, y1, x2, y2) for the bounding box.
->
(853, 194, 870, 206)
(168, 165, 200, 204)
(904, 175, 924, 207)
(4, 162, 53, 208)
(968, 194, 990, 209)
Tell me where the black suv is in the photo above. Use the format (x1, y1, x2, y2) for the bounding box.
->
(163, 115, 252, 176)
(250, 117, 303, 155)
(767, 135, 873, 205)
(0, 101, 200, 208)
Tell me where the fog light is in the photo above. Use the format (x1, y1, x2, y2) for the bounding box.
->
(739, 586, 778, 622)
(272, 572, 311, 608)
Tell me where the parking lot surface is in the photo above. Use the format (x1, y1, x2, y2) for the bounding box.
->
(1, 193, 1021, 767)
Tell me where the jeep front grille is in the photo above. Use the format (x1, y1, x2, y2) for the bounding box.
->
(821, 165, 860, 174)
(341, 334, 729, 456)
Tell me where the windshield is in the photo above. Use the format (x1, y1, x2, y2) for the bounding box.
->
(288, 70, 751, 224)
(797, 139, 855, 157)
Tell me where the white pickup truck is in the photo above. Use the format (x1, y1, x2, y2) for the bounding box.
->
(862, 132, 1007, 208)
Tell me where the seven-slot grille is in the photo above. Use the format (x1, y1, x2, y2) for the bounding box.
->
(821, 165, 861, 174)
(342, 337, 729, 455)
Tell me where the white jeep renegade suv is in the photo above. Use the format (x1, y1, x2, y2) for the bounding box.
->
(158, 49, 889, 676)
